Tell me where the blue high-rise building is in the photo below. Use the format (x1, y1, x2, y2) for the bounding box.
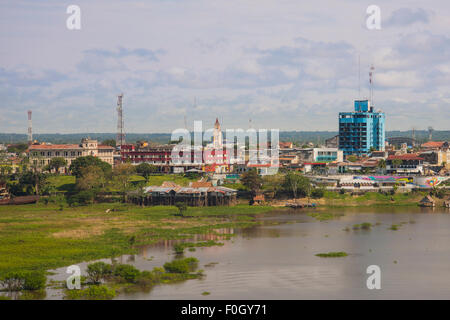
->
(338, 100, 385, 156)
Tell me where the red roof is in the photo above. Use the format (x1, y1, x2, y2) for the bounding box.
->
(421, 141, 446, 148)
(387, 154, 424, 161)
(98, 145, 114, 149)
(29, 144, 81, 150)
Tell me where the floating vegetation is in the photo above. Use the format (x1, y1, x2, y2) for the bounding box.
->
(204, 262, 219, 268)
(389, 224, 399, 231)
(360, 222, 372, 230)
(202, 291, 211, 296)
(308, 212, 344, 221)
(315, 251, 348, 258)
(173, 240, 224, 254)
(352, 222, 372, 230)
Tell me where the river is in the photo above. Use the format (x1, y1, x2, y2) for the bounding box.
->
(47, 206, 450, 300)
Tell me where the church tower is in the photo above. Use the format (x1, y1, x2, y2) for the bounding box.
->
(213, 118, 223, 149)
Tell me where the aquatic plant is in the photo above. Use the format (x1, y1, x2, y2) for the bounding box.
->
(315, 252, 348, 258)
(86, 262, 112, 284)
(164, 257, 199, 274)
(65, 285, 116, 300)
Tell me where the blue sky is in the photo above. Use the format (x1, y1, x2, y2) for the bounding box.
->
(0, 0, 449, 133)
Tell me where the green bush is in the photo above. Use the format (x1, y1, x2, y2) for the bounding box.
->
(65, 285, 116, 300)
(86, 262, 112, 284)
(113, 264, 141, 283)
(164, 257, 199, 274)
(22, 271, 47, 290)
(67, 190, 95, 206)
(311, 188, 325, 199)
(0, 270, 46, 291)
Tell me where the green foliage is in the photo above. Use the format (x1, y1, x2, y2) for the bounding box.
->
(164, 257, 199, 274)
(67, 190, 95, 206)
(101, 139, 116, 148)
(0, 270, 46, 291)
(135, 163, 157, 180)
(113, 264, 141, 283)
(315, 252, 348, 258)
(311, 187, 325, 199)
(65, 285, 116, 300)
(48, 157, 67, 173)
(283, 172, 311, 198)
(86, 262, 112, 284)
(240, 169, 263, 193)
(69, 156, 112, 178)
(174, 202, 187, 216)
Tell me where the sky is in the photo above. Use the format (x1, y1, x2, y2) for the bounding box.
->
(0, 0, 449, 134)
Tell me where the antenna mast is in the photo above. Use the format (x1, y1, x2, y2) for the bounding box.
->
(116, 93, 125, 147)
(369, 64, 375, 105)
(27, 110, 32, 145)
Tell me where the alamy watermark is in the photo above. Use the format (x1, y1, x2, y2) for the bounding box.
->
(66, 5, 81, 30)
(170, 121, 279, 174)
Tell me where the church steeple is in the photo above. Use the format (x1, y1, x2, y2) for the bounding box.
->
(214, 118, 220, 129)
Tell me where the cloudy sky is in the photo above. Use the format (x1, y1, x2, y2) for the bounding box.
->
(0, 0, 449, 134)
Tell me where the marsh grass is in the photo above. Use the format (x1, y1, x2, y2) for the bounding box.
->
(0, 203, 274, 274)
(315, 251, 348, 258)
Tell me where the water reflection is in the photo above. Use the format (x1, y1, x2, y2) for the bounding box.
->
(46, 206, 450, 300)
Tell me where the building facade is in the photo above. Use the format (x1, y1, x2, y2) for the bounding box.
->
(339, 100, 385, 156)
(29, 138, 114, 172)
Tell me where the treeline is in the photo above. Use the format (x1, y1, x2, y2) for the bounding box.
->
(2, 130, 449, 145)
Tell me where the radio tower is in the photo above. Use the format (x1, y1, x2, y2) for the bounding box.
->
(116, 93, 125, 148)
(369, 64, 375, 105)
(27, 110, 32, 145)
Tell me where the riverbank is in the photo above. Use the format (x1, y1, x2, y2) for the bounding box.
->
(269, 190, 447, 208)
(1, 190, 447, 275)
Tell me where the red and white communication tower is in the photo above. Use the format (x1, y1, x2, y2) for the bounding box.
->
(116, 93, 125, 147)
(27, 110, 32, 145)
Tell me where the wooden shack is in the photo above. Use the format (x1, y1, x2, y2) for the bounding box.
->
(419, 195, 436, 207)
(130, 181, 237, 207)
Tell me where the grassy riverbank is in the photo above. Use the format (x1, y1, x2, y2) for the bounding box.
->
(0, 203, 275, 274)
(279, 190, 433, 208)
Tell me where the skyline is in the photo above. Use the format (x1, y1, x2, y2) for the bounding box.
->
(1, 0, 450, 133)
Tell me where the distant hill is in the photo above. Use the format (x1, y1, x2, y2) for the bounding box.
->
(0, 130, 449, 145)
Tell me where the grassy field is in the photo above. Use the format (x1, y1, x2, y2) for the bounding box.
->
(0, 203, 275, 274)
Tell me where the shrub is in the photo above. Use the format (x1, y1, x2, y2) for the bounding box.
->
(311, 188, 325, 199)
(113, 264, 141, 283)
(164, 257, 199, 274)
(0, 271, 26, 291)
(65, 285, 116, 300)
(173, 244, 185, 254)
(315, 252, 348, 258)
(86, 262, 112, 284)
(22, 271, 47, 290)
(0, 270, 46, 291)
(67, 190, 95, 206)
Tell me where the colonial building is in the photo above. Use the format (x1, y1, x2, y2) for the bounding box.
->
(28, 138, 114, 172)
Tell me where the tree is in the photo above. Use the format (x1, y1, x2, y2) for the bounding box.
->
(283, 172, 311, 198)
(175, 202, 187, 216)
(392, 159, 403, 167)
(48, 157, 67, 173)
(112, 163, 136, 201)
(136, 163, 157, 181)
(240, 169, 263, 194)
(262, 173, 284, 197)
(69, 156, 112, 178)
(377, 159, 386, 169)
(76, 165, 106, 191)
(101, 139, 116, 148)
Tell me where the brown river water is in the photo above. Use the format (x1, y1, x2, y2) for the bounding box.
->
(46, 206, 450, 300)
